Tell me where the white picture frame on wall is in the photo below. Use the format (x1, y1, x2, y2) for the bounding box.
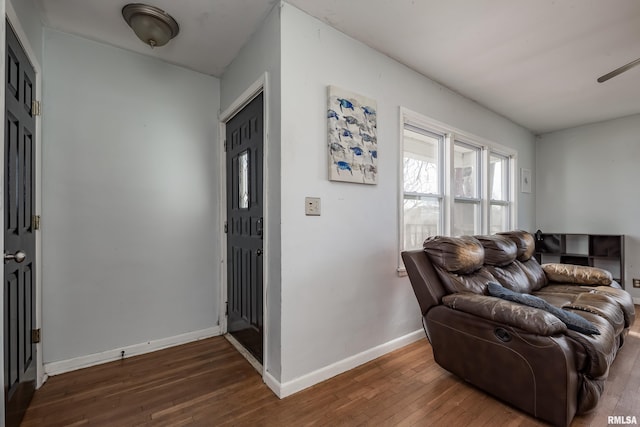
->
(327, 86, 378, 184)
(521, 168, 532, 193)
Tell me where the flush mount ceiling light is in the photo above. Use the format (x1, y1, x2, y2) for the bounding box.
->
(122, 3, 179, 48)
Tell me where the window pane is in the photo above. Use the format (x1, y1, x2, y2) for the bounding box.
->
(403, 198, 440, 250)
(453, 142, 479, 198)
(489, 154, 508, 201)
(490, 204, 509, 233)
(452, 201, 479, 236)
(403, 128, 441, 194)
(238, 150, 249, 209)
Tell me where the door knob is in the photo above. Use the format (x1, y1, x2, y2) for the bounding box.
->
(4, 250, 26, 264)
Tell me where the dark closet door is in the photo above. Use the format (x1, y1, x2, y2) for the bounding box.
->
(4, 20, 37, 427)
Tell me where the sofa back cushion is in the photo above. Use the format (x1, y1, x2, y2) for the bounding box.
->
(497, 230, 536, 261)
(486, 263, 533, 294)
(475, 235, 517, 266)
(423, 236, 484, 274)
(423, 236, 496, 294)
(517, 260, 547, 291)
(475, 234, 536, 293)
(497, 230, 547, 291)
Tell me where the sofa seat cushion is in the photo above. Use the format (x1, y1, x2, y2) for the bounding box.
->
(487, 283, 600, 335)
(535, 285, 631, 333)
(591, 286, 636, 327)
(566, 292, 625, 335)
(543, 263, 613, 286)
(442, 293, 567, 335)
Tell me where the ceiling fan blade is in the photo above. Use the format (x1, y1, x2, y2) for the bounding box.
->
(597, 57, 640, 83)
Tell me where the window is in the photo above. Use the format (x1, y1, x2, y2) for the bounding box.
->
(489, 153, 510, 234)
(399, 109, 516, 270)
(453, 141, 481, 236)
(402, 126, 443, 251)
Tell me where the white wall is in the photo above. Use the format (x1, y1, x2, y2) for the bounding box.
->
(537, 114, 640, 300)
(220, 4, 282, 381)
(7, 0, 43, 67)
(42, 29, 221, 363)
(279, 4, 536, 383)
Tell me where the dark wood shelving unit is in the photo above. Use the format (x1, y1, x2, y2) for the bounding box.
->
(534, 233, 625, 289)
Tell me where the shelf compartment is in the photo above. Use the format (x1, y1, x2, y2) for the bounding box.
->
(560, 255, 590, 266)
(535, 234, 563, 253)
(590, 235, 622, 257)
(565, 235, 588, 256)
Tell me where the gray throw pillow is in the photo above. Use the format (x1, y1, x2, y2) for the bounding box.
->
(487, 282, 600, 335)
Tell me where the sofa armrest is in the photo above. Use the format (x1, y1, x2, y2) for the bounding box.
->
(542, 263, 613, 286)
(442, 293, 567, 336)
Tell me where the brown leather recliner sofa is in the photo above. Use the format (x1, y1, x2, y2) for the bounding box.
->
(402, 230, 635, 427)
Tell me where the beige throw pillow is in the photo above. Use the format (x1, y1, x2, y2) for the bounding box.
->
(542, 263, 612, 286)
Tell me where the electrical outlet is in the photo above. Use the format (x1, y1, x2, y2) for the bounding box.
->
(633, 278, 640, 288)
(305, 197, 321, 216)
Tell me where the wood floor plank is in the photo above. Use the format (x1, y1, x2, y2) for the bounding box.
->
(21, 306, 640, 426)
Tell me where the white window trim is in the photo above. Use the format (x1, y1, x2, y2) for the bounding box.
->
(398, 107, 518, 275)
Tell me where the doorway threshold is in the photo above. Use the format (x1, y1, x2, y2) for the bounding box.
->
(224, 333, 263, 374)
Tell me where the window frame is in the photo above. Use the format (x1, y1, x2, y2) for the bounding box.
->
(398, 108, 517, 274)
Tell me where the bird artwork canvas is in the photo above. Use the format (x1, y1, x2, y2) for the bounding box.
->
(327, 86, 378, 184)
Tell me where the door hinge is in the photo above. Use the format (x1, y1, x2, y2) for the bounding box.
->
(32, 215, 41, 230)
(224, 221, 228, 234)
(224, 140, 227, 152)
(225, 301, 228, 316)
(32, 328, 41, 344)
(31, 100, 41, 116)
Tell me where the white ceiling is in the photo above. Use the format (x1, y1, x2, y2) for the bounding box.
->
(34, 0, 279, 77)
(34, 0, 640, 134)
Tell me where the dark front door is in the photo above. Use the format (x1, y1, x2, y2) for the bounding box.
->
(226, 93, 264, 363)
(4, 20, 37, 427)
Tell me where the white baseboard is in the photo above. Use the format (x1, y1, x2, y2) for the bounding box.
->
(44, 326, 221, 377)
(267, 329, 424, 398)
(263, 370, 281, 397)
(633, 297, 640, 305)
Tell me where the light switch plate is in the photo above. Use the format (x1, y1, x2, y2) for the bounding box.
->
(305, 197, 321, 216)
(633, 278, 640, 288)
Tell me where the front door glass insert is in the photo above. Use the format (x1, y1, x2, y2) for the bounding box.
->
(238, 150, 249, 209)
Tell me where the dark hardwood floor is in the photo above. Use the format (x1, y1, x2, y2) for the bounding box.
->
(22, 306, 640, 426)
